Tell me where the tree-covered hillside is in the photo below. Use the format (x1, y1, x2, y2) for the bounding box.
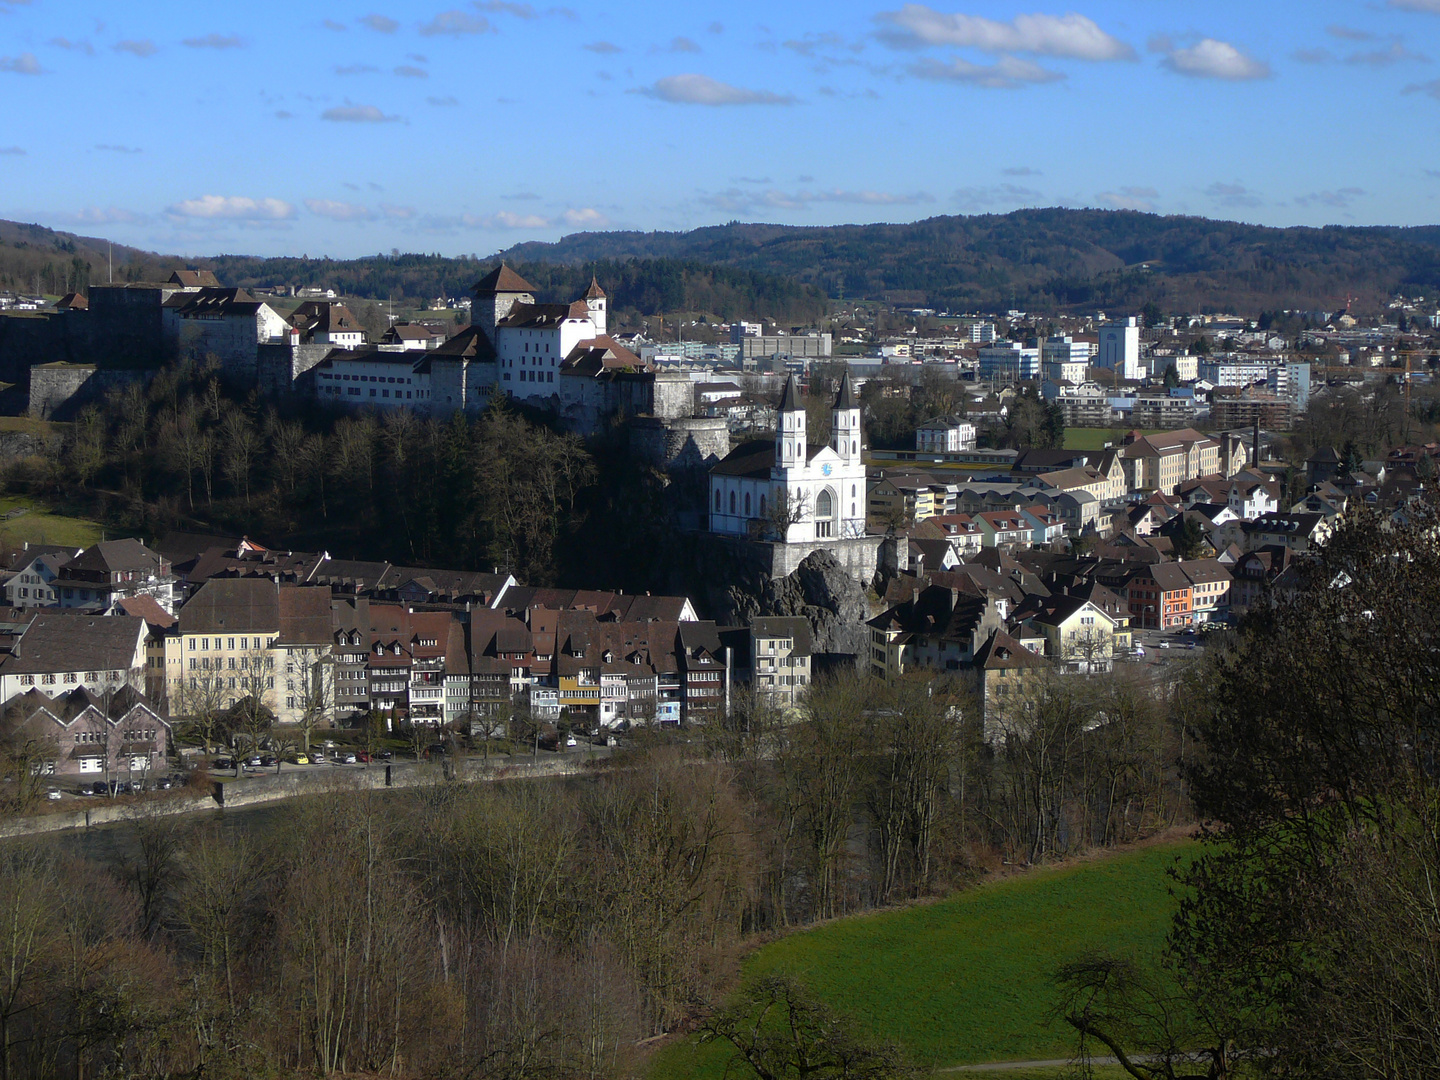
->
(501, 209, 1440, 316)
(7, 208, 1440, 319)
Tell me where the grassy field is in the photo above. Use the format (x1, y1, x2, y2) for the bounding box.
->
(648, 842, 1192, 1078)
(1060, 428, 1167, 451)
(0, 496, 108, 550)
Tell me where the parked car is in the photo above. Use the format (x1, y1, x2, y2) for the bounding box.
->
(243, 754, 263, 768)
(376, 749, 393, 761)
(566, 734, 578, 747)
(46, 788, 62, 800)
(1158, 642, 1171, 649)
(425, 744, 448, 758)
(355, 750, 371, 763)
(338, 752, 357, 764)
(291, 753, 310, 765)
(154, 776, 174, 790)
(213, 756, 235, 770)
(259, 754, 279, 767)
(90, 780, 109, 796)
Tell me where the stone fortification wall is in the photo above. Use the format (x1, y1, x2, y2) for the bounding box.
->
(27, 363, 152, 419)
(0, 288, 177, 383)
(257, 343, 332, 398)
(630, 416, 730, 475)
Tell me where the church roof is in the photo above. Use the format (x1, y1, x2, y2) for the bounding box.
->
(473, 263, 535, 295)
(585, 276, 606, 299)
(834, 370, 856, 410)
(778, 374, 802, 413)
(712, 439, 834, 479)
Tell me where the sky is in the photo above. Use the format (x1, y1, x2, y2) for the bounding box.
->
(2, 0, 1440, 259)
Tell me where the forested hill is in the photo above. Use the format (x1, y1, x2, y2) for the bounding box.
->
(6, 208, 1440, 319)
(0, 221, 827, 324)
(500, 209, 1440, 316)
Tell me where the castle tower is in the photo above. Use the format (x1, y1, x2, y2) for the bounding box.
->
(831, 369, 860, 463)
(585, 276, 607, 337)
(471, 262, 535, 345)
(776, 373, 805, 472)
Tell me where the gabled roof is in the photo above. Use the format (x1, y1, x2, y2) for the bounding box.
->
(169, 269, 220, 288)
(63, 538, 166, 576)
(974, 629, 1049, 671)
(1, 613, 145, 675)
(429, 324, 497, 362)
(179, 579, 280, 635)
(473, 263, 536, 295)
(562, 336, 643, 376)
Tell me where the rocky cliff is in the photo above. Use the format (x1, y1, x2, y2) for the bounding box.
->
(727, 549, 870, 659)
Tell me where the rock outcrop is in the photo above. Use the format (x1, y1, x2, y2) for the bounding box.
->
(728, 548, 869, 659)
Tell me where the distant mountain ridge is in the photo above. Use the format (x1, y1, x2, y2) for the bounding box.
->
(499, 209, 1440, 316)
(4, 209, 1440, 318)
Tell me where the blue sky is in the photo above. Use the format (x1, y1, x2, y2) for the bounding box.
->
(2, 0, 1439, 258)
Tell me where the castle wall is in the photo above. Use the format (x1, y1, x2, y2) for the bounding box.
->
(257, 343, 332, 398)
(630, 416, 730, 474)
(27, 364, 152, 420)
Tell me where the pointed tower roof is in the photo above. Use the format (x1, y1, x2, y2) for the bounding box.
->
(834, 369, 856, 410)
(778, 374, 802, 413)
(473, 262, 536, 296)
(585, 276, 606, 299)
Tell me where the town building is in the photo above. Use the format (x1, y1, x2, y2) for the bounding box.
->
(750, 616, 812, 708)
(53, 539, 178, 615)
(1098, 317, 1142, 380)
(0, 612, 148, 702)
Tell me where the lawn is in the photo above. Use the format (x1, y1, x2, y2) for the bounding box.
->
(1060, 428, 1166, 451)
(648, 842, 1193, 1078)
(0, 496, 108, 550)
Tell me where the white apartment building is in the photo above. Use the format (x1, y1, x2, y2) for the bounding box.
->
(1098, 317, 1142, 380)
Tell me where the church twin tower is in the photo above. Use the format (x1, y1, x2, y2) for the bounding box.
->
(775, 371, 861, 469)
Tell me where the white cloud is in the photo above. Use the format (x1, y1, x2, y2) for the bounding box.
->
(703, 186, 933, 213)
(640, 73, 795, 105)
(953, 182, 1043, 210)
(561, 207, 608, 226)
(394, 64, 428, 77)
(584, 40, 622, 53)
(1295, 187, 1365, 209)
(0, 52, 41, 74)
(48, 37, 94, 54)
(72, 206, 145, 224)
(908, 54, 1063, 87)
(1206, 181, 1262, 208)
(114, 39, 158, 57)
(380, 204, 414, 219)
(321, 103, 403, 121)
(1390, 0, 1440, 10)
(305, 198, 376, 221)
(1096, 187, 1158, 212)
(1161, 38, 1270, 80)
(474, 1, 535, 16)
(1405, 77, 1440, 97)
(419, 10, 492, 35)
(183, 33, 244, 49)
(485, 211, 551, 229)
(1348, 42, 1428, 65)
(875, 5, 1134, 60)
(360, 14, 399, 32)
(167, 195, 295, 221)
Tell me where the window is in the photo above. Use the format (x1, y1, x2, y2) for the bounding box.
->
(744, 492, 751, 516)
(201, 638, 209, 651)
(41, 674, 55, 685)
(228, 637, 235, 651)
(729, 491, 736, 514)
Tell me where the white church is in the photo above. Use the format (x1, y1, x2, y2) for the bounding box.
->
(709, 373, 867, 544)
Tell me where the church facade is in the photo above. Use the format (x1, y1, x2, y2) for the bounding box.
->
(709, 373, 867, 545)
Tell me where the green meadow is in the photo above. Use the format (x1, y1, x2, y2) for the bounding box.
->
(649, 842, 1192, 1077)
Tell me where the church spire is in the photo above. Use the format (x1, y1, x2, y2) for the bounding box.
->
(778, 373, 802, 413)
(834, 369, 856, 410)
